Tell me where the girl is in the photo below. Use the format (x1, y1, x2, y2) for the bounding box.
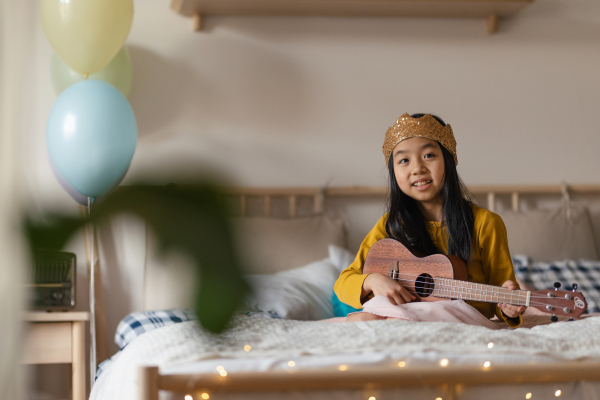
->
(334, 113, 526, 327)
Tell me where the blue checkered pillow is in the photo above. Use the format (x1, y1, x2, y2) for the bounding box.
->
(512, 256, 600, 314)
(96, 309, 197, 381)
(114, 309, 197, 350)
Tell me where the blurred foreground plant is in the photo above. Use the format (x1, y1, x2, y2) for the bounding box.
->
(24, 183, 248, 334)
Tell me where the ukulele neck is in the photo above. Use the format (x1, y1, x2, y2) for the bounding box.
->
(433, 277, 531, 307)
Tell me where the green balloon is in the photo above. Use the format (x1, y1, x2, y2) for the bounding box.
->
(51, 46, 133, 98)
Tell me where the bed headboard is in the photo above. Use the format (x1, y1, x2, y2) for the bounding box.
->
(224, 183, 600, 214)
(142, 182, 600, 303)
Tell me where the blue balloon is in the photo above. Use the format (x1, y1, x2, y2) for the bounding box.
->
(47, 80, 137, 198)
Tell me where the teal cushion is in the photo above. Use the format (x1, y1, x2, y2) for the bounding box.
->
(331, 291, 361, 317)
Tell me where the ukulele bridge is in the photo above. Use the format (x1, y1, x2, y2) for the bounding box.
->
(388, 261, 399, 280)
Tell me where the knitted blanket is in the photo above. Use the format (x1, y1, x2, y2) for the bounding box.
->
(91, 314, 600, 400)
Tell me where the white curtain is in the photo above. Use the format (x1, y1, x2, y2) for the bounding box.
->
(0, 0, 36, 398)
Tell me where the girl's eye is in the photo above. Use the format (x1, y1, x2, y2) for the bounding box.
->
(399, 158, 409, 164)
(424, 153, 435, 159)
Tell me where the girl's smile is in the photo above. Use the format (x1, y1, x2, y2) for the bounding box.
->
(412, 178, 433, 191)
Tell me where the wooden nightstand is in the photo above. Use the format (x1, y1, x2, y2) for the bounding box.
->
(23, 311, 89, 400)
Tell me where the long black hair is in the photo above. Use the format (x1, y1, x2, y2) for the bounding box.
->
(384, 114, 475, 263)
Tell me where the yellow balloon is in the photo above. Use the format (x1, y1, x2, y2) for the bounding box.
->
(51, 47, 133, 97)
(40, 0, 134, 75)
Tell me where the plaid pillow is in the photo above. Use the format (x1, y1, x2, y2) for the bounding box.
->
(513, 256, 600, 314)
(96, 308, 283, 380)
(95, 309, 196, 381)
(114, 309, 197, 350)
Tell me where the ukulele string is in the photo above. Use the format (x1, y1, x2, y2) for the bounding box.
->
(389, 276, 574, 307)
(387, 270, 581, 300)
(394, 276, 564, 305)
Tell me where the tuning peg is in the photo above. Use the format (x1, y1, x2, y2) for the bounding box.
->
(550, 314, 558, 322)
(572, 283, 578, 292)
(568, 317, 574, 322)
(554, 282, 561, 291)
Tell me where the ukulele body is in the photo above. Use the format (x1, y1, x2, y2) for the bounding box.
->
(363, 238, 469, 302)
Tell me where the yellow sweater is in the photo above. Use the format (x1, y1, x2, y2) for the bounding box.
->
(334, 203, 523, 328)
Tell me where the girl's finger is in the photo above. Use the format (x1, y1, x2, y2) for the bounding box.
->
(398, 289, 414, 303)
(504, 304, 519, 312)
(391, 294, 404, 305)
(502, 280, 516, 290)
(503, 304, 525, 318)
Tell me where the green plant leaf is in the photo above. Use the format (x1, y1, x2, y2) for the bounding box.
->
(24, 183, 248, 334)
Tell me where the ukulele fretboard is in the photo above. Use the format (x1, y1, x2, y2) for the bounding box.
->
(433, 277, 531, 307)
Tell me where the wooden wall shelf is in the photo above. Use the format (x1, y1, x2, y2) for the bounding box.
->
(170, 0, 535, 33)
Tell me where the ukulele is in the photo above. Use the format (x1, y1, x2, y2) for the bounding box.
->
(363, 238, 588, 319)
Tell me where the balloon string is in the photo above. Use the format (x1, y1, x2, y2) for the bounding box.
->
(88, 197, 97, 386)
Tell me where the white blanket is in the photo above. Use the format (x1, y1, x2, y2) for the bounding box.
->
(91, 313, 600, 400)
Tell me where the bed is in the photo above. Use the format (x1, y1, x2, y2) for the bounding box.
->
(88, 185, 600, 400)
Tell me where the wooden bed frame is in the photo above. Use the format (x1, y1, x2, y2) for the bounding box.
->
(88, 184, 600, 400)
(138, 361, 600, 400)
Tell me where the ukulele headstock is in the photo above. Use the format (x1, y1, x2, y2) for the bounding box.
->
(530, 285, 587, 318)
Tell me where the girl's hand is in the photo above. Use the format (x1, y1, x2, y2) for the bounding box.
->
(362, 273, 416, 306)
(498, 280, 526, 318)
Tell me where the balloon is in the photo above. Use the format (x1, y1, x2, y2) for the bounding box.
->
(40, 0, 134, 75)
(51, 47, 133, 97)
(47, 80, 137, 198)
(49, 159, 128, 206)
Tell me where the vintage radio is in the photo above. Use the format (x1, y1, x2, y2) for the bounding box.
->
(28, 250, 76, 310)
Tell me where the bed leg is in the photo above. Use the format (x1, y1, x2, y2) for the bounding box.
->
(138, 366, 159, 400)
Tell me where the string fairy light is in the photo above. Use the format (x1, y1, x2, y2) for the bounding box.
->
(398, 361, 406, 368)
(244, 345, 252, 352)
(288, 361, 296, 367)
(526, 393, 532, 399)
(216, 366, 224, 372)
(201, 394, 210, 400)
(483, 361, 491, 368)
(555, 390, 562, 397)
(339, 365, 348, 371)
(184, 395, 193, 400)
(488, 342, 494, 349)
(440, 359, 449, 367)
(219, 370, 227, 377)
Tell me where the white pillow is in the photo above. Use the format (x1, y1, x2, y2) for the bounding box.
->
(328, 244, 355, 273)
(244, 257, 340, 320)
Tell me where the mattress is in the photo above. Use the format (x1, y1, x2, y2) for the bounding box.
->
(91, 313, 600, 400)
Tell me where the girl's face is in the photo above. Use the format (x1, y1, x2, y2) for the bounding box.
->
(392, 137, 445, 207)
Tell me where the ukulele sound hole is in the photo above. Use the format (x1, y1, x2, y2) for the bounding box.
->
(415, 273, 435, 298)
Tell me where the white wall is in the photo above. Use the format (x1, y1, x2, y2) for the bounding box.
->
(22, 0, 600, 397)
(25, 0, 600, 208)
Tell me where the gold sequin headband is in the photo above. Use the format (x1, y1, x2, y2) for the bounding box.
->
(382, 113, 457, 167)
